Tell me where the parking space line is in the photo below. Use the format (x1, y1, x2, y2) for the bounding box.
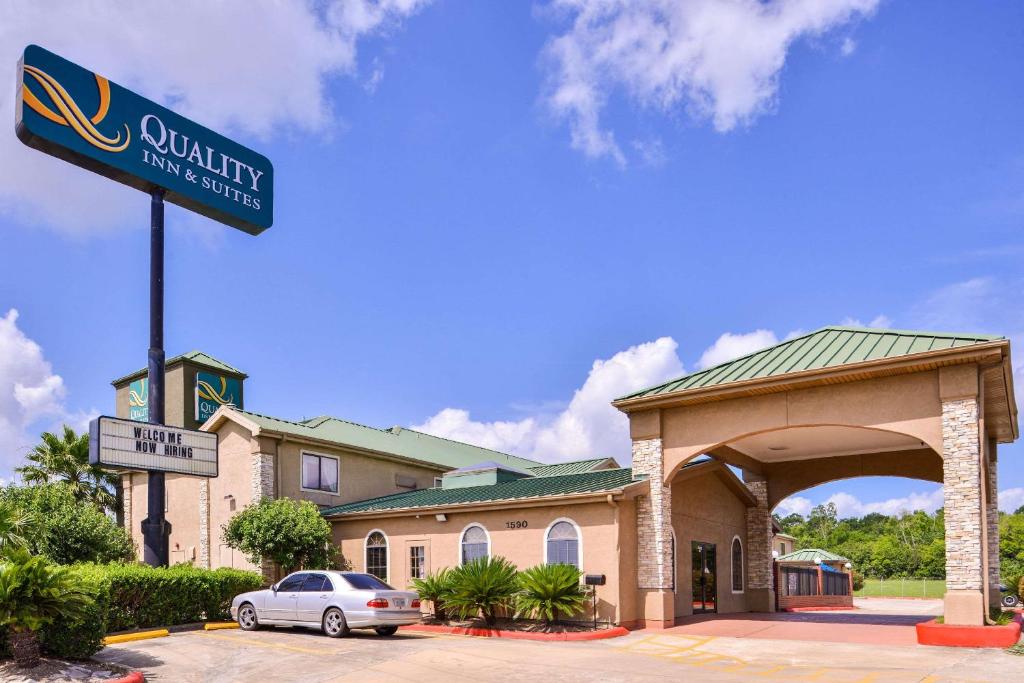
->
(196, 631, 331, 655)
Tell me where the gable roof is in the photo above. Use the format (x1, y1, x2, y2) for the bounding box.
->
(526, 458, 618, 477)
(776, 548, 849, 563)
(111, 350, 246, 385)
(321, 467, 641, 517)
(617, 326, 1003, 402)
(206, 407, 543, 472)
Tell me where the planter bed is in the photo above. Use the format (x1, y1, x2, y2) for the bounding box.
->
(916, 618, 1021, 648)
(403, 619, 629, 642)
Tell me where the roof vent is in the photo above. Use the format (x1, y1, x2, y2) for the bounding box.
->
(441, 461, 534, 489)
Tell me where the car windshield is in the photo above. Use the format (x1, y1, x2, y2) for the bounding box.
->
(342, 573, 393, 590)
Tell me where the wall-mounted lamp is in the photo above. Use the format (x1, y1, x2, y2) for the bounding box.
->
(813, 557, 821, 564)
(844, 562, 852, 569)
(435, 513, 447, 522)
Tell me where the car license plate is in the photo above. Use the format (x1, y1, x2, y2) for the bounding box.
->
(394, 598, 405, 608)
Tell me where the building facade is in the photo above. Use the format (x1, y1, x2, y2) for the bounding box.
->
(113, 325, 1017, 628)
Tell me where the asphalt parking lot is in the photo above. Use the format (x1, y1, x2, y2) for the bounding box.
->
(95, 622, 1024, 683)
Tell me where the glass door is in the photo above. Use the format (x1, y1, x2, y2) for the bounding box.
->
(691, 541, 717, 614)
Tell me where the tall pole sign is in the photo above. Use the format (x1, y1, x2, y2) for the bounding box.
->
(17, 45, 273, 566)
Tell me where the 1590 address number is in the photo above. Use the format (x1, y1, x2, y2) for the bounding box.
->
(505, 520, 528, 529)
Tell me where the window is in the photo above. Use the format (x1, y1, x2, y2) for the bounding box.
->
(343, 573, 393, 590)
(731, 537, 744, 593)
(302, 452, 339, 493)
(365, 531, 388, 580)
(433, 477, 443, 488)
(779, 542, 787, 556)
(300, 573, 327, 592)
(276, 574, 306, 592)
(460, 524, 489, 563)
(410, 546, 426, 580)
(545, 520, 580, 568)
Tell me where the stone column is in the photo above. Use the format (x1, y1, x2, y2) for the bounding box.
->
(986, 440, 1000, 609)
(198, 479, 211, 569)
(251, 450, 276, 584)
(633, 437, 674, 628)
(745, 478, 775, 612)
(941, 395, 984, 625)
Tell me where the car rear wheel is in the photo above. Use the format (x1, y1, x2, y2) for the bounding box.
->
(322, 608, 349, 638)
(375, 626, 398, 637)
(238, 603, 259, 631)
(1002, 594, 1020, 608)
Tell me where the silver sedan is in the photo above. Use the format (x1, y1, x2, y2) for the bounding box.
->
(230, 570, 421, 637)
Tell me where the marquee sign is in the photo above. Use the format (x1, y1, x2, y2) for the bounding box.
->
(89, 415, 218, 477)
(195, 371, 241, 423)
(16, 44, 273, 235)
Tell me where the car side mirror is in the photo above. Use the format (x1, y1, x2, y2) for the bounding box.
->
(271, 584, 278, 593)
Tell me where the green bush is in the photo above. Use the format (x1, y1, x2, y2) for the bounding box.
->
(446, 556, 519, 626)
(515, 563, 587, 625)
(410, 568, 454, 620)
(79, 564, 262, 632)
(222, 498, 334, 574)
(38, 567, 109, 660)
(0, 549, 94, 667)
(851, 569, 865, 592)
(0, 484, 134, 564)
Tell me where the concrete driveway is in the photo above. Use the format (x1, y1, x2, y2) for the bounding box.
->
(94, 617, 1024, 683)
(660, 598, 943, 646)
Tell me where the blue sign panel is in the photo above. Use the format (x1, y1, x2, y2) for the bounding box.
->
(195, 371, 242, 424)
(16, 45, 273, 235)
(128, 378, 148, 422)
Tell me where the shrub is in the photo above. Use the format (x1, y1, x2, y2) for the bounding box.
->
(515, 563, 587, 625)
(38, 567, 109, 660)
(80, 563, 263, 632)
(222, 498, 334, 574)
(851, 569, 865, 592)
(446, 557, 519, 627)
(0, 549, 94, 667)
(0, 484, 134, 564)
(411, 568, 453, 620)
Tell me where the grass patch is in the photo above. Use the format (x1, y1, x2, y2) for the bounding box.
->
(854, 578, 945, 599)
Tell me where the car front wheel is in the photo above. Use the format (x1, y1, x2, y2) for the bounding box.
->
(323, 608, 349, 638)
(238, 603, 260, 631)
(375, 626, 398, 637)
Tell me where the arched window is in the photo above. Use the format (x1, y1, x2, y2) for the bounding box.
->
(461, 524, 489, 563)
(545, 519, 580, 568)
(365, 530, 388, 580)
(731, 536, 744, 593)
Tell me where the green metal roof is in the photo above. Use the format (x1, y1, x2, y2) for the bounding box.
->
(111, 350, 247, 385)
(526, 458, 617, 477)
(321, 467, 638, 516)
(619, 326, 1003, 401)
(232, 409, 543, 471)
(776, 548, 850, 563)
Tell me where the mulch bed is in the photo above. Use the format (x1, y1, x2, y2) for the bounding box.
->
(0, 657, 131, 682)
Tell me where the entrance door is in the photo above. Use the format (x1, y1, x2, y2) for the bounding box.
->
(691, 542, 717, 614)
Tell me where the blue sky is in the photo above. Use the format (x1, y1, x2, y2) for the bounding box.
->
(1, 1, 1022, 517)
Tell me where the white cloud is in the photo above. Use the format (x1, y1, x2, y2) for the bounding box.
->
(1001, 488, 1024, 514)
(775, 495, 812, 517)
(0, 0, 430, 234)
(840, 36, 857, 56)
(0, 309, 96, 478)
(541, 0, 879, 163)
(839, 314, 892, 328)
(413, 337, 684, 462)
(696, 329, 779, 369)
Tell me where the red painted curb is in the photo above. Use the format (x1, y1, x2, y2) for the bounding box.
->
(916, 618, 1021, 648)
(104, 672, 145, 683)
(400, 624, 630, 641)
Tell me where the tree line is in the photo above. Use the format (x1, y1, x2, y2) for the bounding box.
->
(775, 502, 1024, 585)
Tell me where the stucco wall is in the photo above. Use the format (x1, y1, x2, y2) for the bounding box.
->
(273, 440, 442, 508)
(208, 420, 259, 570)
(331, 500, 623, 624)
(672, 470, 750, 617)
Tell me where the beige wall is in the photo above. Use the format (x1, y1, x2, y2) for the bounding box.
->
(671, 470, 750, 617)
(772, 534, 796, 557)
(272, 439, 441, 509)
(658, 371, 946, 483)
(208, 420, 259, 570)
(332, 500, 624, 624)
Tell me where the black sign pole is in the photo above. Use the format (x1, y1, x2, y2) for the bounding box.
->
(141, 187, 169, 567)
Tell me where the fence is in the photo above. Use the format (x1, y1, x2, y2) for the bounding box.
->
(854, 578, 946, 599)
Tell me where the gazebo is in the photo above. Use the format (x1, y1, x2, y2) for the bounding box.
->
(775, 548, 853, 610)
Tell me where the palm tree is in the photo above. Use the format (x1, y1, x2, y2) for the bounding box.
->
(15, 426, 120, 515)
(0, 504, 30, 557)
